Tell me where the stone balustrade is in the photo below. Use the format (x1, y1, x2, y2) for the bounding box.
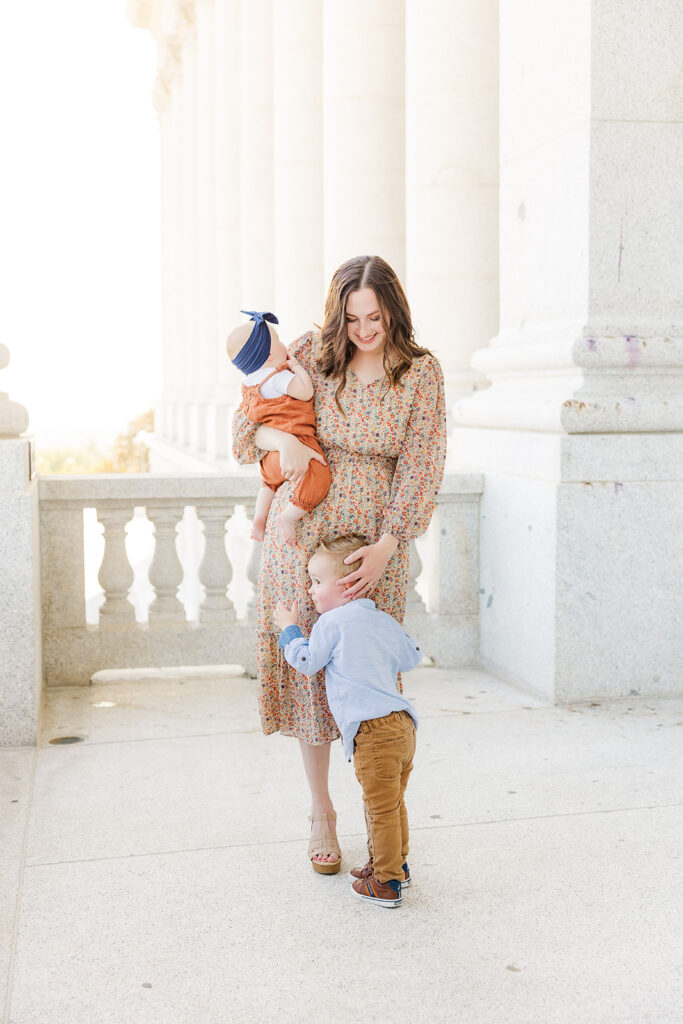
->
(38, 470, 483, 686)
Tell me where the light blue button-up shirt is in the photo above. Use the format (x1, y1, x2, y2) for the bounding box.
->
(278, 598, 422, 761)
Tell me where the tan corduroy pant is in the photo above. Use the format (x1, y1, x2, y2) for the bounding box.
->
(353, 710, 416, 884)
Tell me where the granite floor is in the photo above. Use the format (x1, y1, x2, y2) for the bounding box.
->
(1, 666, 682, 1024)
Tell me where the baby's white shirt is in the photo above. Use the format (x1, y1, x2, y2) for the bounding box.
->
(244, 365, 295, 399)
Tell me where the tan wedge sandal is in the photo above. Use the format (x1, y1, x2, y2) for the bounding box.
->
(308, 811, 341, 875)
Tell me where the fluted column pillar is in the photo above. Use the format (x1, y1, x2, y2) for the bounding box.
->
(166, 75, 185, 445)
(214, 0, 242, 377)
(211, 0, 243, 456)
(196, 0, 218, 408)
(273, 0, 323, 343)
(172, 45, 189, 446)
(239, 0, 275, 307)
(180, 27, 207, 450)
(405, 0, 498, 408)
(322, 0, 405, 280)
(158, 95, 177, 443)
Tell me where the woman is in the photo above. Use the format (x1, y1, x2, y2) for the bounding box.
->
(232, 255, 447, 872)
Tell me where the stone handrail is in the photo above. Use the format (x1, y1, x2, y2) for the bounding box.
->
(38, 470, 483, 685)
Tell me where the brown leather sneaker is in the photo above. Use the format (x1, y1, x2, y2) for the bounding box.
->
(348, 859, 373, 883)
(351, 873, 402, 908)
(349, 859, 411, 887)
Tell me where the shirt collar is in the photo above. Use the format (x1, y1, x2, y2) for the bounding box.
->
(319, 598, 376, 619)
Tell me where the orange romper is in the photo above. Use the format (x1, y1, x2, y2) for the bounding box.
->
(240, 362, 332, 512)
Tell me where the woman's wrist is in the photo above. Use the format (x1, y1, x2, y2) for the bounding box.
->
(278, 432, 301, 456)
(376, 532, 399, 559)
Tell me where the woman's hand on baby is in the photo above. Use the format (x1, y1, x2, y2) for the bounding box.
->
(275, 600, 299, 630)
(279, 434, 326, 487)
(337, 539, 395, 599)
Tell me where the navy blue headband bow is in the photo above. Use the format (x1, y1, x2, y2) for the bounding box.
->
(232, 310, 280, 375)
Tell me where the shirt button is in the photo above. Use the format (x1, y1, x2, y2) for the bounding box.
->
(302, 656, 306, 661)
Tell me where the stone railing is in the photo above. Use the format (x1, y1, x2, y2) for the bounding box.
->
(38, 470, 483, 686)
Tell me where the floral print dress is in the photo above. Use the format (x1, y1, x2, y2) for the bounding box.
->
(232, 331, 447, 745)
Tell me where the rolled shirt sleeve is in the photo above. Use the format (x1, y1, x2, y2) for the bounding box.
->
(279, 618, 336, 677)
(398, 631, 424, 673)
(380, 354, 447, 542)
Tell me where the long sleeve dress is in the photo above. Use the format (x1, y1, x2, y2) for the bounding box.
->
(232, 330, 447, 746)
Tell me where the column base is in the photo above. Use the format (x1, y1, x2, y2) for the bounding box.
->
(453, 425, 683, 702)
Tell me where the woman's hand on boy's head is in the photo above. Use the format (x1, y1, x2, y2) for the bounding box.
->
(337, 541, 392, 599)
(275, 600, 299, 630)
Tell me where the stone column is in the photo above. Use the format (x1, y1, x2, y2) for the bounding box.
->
(322, 0, 405, 281)
(167, 81, 185, 444)
(196, 0, 218, 405)
(239, 0, 275, 308)
(210, 0, 243, 457)
(149, 0, 192, 446)
(454, 0, 683, 702)
(272, 0, 324, 344)
(180, 28, 207, 451)
(173, 42, 193, 447)
(0, 346, 41, 745)
(405, 0, 497, 410)
(158, 96, 177, 444)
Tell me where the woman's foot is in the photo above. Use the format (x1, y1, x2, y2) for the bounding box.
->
(308, 810, 341, 873)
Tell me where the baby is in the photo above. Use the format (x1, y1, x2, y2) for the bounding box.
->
(227, 310, 331, 545)
(275, 534, 422, 908)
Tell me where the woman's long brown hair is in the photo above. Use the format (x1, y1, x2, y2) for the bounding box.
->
(317, 255, 431, 415)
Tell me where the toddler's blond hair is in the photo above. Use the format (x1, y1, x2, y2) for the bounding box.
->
(315, 533, 366, 580)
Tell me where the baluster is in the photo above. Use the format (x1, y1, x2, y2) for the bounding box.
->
(96, 508, 135, 622)
(196, 505, 235, 622)
(146, 505, 186, 623)
(405, 539, 427, 614)
(244, 501, 262, 621)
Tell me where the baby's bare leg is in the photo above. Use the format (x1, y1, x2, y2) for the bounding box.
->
(251, 485, 276, 541)
(277, 501, 307, 547)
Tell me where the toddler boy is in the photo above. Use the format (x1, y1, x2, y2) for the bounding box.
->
(275, 534, 423, 908)
(227, 310, 330, 545)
